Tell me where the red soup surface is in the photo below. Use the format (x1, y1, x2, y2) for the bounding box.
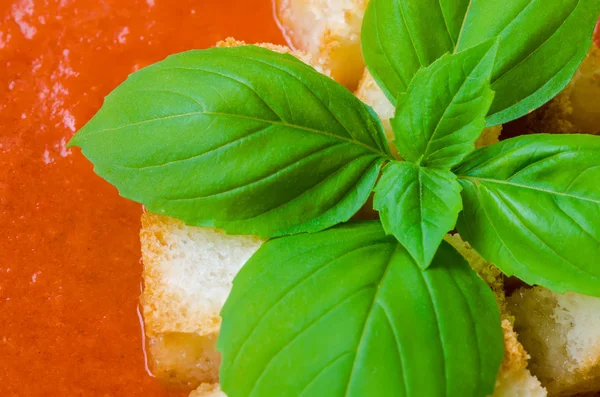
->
(0, 1, 284, 395)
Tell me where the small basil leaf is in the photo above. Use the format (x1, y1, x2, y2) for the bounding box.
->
(374, 162, 462, 269)
(457, 0, 600, 125)
(454, 134, 600, 296)
(391, 40, 497, 168)
(69, 46, 392, 238)
(362, 0, 600, 125)
(218, 223, 503, 397)
(361, 0, 471, 100)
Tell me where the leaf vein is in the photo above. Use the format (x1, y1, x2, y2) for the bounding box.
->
(248, 284, 378, 397)
(485, 186, 599, 279)
(161, 142, 351, 201)
(113, 122, 272, 171)
(229, 242, 390, 371)
(160, 66, 284, 120)
(394, 2, 424, 67)
(420, 271, 448, 397)
(491, 0, 580, 85)
(463, 176, 600, 204)
(297, 352, 354, 397)
(377, 301, 409, 397)
(550, 195, 600, 245)
(343, 244, 399, 397)
(230, 155, 380, 224)
(445, 269, 483, 391)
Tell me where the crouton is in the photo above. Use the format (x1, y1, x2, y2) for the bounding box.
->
(446, 234, 547, 397)
(508, 287, 600, 396)
(355, 69, 503, 155)
(141, 213, 263, 389)
(524, 44, 600, 135)
(275, 0, 367, 89)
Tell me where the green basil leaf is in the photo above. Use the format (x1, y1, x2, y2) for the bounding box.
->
(457, 0, 600, 125)
(218, 222, 503, 397)
(373, 162, 462, 269)
(69, 46, 392, 238)
(391, 40, 497, 168)
(362, 0, 600, 125)
(361, 0, 470, 100)
(454, 134, 600, 296)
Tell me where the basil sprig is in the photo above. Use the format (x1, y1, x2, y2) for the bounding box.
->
(362, 0, 600, 125)
(68, 2, 600, 396)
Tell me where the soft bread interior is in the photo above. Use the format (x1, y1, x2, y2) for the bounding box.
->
(275, 0, 367, 89)
(508, 287, 600, 396)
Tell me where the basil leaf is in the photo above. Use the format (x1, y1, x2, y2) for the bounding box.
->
(361, 0, 470, 101)
(454, 134, 600, 296)
(69, 46, 391, 238)
(218, 223, 503, 397)
(374, 162, 462, 269)
(362, 0, 600, 125)
(391, 40, 497, 168)
(457, 0, 600, 125)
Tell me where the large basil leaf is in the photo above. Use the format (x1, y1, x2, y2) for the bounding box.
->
(362, 0, 600, 125)
(69, 46, 391, 238)
(392, 40, 497, 168)
(454, 134, 600, 296)
(218, 222, 503, 397)
(374, 162, 462, 269)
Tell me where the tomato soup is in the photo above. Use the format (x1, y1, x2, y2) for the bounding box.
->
(0, 1, 284, 395)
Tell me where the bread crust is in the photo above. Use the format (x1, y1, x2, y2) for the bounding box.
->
(446, 234, 547, 397)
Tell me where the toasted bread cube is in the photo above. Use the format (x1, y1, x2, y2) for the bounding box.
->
(275, 0, 367, 89)
(525, 45, 600, 135)
(446, 234, 547, 397)
(508, 287, 600, 396)
(355, 69, 503, 157)
(141, 213, 263, 388)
